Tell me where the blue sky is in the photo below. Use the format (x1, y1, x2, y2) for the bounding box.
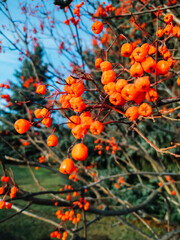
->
(0, 0, 103, 85)
(0, 1, 20, 84)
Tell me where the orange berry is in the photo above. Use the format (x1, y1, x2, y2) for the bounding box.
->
(63, 232, 68, 238)
(61, 94, 70, 106)
(115, 79, 128, 92)
(80, 111, 91, 119)
(157, 28, 164, 38)
(172, 26, 179, 37)
(40, 108, 50, 118)
(47, 135, 58, 147)
(159, 45, 167, 54)
(101, 70, 115, 85)
(130, 62, 144, 77)
(14, 119, 31, 134)
(145, 88, 159, 102)
(71, 125, 87, 139)
(91, 21, 103, 34)
(68, 115, 81, 129)
(72, 217, 77, 224)
(71, 81, 84, 97)
(166, 175, 171, 181)
(163, 51, 171, 60)
(134, 92, 145, 105)
(141, 57, 156, 73)
(72, 143, 88, 161)
(106, 146, 110, 151)
(36, 85, 46, 95)
(156, 60, 169, 75)
(121, 43, 133, 57)
(81, 116, 93, 129)
(177, 77, 180, 86)
(148, 46, 156, 55)
(59, 158, 75, 174)
(66, 194, 71, 201)
(50, 232, 56, 238)
(141, 43, 150, 52)
(6, 203, 12, 209)
(64, 85, 73, 94)
(1, 176, 6, 182)
(0, 200, 5, 209)
(11, 186, 17, 194)
(104, 82, 116, 95)
(1, 176, 9, 183)
(114, 183, 120, 189)
(58, 94, 66, 104)
(34, 109, 43, 118)
(95, 58, 103, 69)
(138, 103, 152, 117)
(132, 47, 147, 62)
(4, 176, 10, 183)
(109, 92, 125, 106)
(41, 117, 52, 127)
(164, 24, 172, 35)
(0, 187, 5, 195)
(84, 202, 90, 211)
(167, 58, 175, 68)
(158, 182, 162, 187)
(167, 0, 177, 5)
(70, 97, 86, 112)
(90, 121, 103, 135)
(100, 61, 112, 72)
(177, 28, 180, 38)
(164, 14, 173, 23)
(121, 84, 138, 101)
(125, 106, 139, 121)
(172, 190, 176, 196)
(66, 76, 76, 84)
(134, 76, 150, 92)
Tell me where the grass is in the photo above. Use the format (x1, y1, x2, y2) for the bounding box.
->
(0, 165, 166, 240)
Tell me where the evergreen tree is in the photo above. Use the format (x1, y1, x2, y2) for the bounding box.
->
(0, 46, 49, 162)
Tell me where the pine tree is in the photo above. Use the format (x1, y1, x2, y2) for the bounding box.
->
(0, 46, 48, 163)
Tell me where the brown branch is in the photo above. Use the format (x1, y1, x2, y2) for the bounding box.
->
(134, 127, 180, 158)
(0, 202, 32, 223)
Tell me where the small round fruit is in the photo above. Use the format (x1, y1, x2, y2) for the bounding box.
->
(177, 77, 180, 86)
(91, 21, 103, 34)
(156, 60, 169, 75)
(125, 106, 139, 121)
(34, 109, 43, 118)
(47, 135, 58, 147)
(14, 119, 31, 134)
(36, 85, 46, 95)
(90, 121, 103, 135)
(59, 158, 75, 174)
(121, 43, 133, 57)
(71, 143, 88, 161)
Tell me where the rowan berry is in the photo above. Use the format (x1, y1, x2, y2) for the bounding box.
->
(14, 119, 31, 134)
(100, 61, 112, 72)
(59, 158, 75, 174)
(138, 103, 152, 117)
(91, 21, 103, 34)
(90, 121, 103, 135)
(36, 85, 46, 95)
(47, 135, 58, 147)
(72, 143, 88, 161)
(121, 43, 133, 57)
(125, 106, 139, 121)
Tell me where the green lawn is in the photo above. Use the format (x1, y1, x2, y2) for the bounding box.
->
(0, 165, 166, 240)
